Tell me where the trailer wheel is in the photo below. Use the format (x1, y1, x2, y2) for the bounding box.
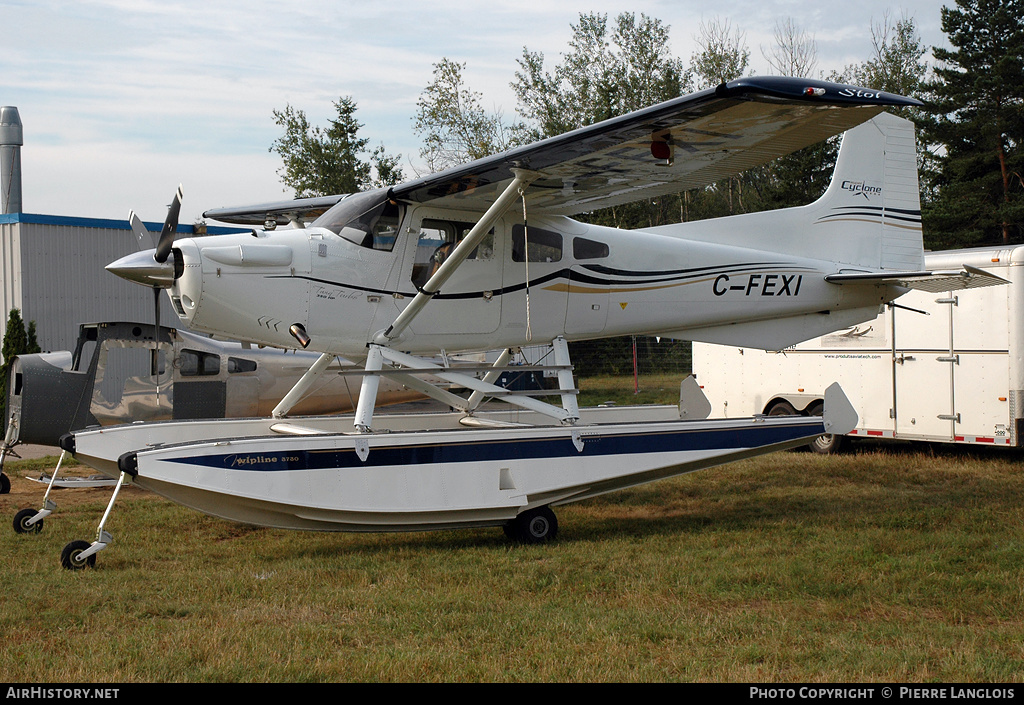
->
(805, 402, 843, 455)
(766, 400, 797, 416)
(0, 472, 9, 495)
(13, 508, 42, 534)
(505, 506, 558, 544)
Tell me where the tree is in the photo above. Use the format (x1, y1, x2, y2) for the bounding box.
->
(413, 58, 525, 173)
(690, 18, 749, 89)
(269, 96, 403, 197)
(845, 12, 928, 119)
(513, 12, 687, 140)
(687, 19, 754, 217)
(762, 18, 817, 78)
(0, 309, 40, 421)
(919, 0, 1024, 248)
(509, 12, 691, 230)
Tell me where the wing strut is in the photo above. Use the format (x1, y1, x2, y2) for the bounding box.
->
(354, 344, 578, 432)
(373, 168, 540, 346)
(271, 352, 337, 419)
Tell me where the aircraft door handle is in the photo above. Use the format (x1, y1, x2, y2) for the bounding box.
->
(895, 355, 915, 364)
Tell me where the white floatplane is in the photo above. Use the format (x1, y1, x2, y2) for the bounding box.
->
(56, 77, 1003, 569)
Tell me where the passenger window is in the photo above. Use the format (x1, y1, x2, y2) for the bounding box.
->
(573, 237, 609, 260)
(512, 225, 562, 263)
(411, 218, 494, 288)
(179, 349, 221, 376)
(228, 357, 257, 373)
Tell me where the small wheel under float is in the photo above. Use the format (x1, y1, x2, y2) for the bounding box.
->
(503, 506, 559, 544)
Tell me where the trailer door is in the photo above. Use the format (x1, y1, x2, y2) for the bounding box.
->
(892, 293, 956, 440)
(951, 284, 1011, 441)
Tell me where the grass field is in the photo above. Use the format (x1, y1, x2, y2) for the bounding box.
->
(1, 378, 1022, 682)
(576, 372, 683, 407)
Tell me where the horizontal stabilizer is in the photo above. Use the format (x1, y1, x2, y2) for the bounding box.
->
(825, 264, 1008, 293)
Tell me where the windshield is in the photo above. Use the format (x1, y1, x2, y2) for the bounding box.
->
(311, 188, 401, 251)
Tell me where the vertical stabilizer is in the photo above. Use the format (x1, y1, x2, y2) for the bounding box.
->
(807, 112, 922, 271)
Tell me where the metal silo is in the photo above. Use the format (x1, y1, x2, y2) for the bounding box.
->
(1, 106, 23, 214)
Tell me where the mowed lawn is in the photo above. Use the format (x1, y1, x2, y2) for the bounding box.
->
(2, 433, 1022, 682)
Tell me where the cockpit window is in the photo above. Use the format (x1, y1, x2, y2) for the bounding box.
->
(311, 189, 401, 251)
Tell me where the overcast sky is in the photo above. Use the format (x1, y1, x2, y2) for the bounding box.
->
(2, 0, 949, 225)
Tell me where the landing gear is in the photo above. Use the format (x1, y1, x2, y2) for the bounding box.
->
(1, 415, 19, 494)
(60, 540, 96, 571)
(504, 506, 559, 544)
(13, 508, 42, 534)
(12, 451, 65, 534)
(58, 469, 129, 570)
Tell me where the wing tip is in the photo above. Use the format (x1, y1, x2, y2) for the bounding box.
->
(718, 75, 924, 108)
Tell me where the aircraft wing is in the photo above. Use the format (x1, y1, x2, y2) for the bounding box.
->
(203, 194, 347, 227)
(390, 76, 923, 216)
(825, 265, 1010, 293)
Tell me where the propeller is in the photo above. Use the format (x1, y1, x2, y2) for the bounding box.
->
(111, 184, 184, 287)
(113, 185, 185, 385)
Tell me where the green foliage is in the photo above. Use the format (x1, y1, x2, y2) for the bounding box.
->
(269, 96, 403, 198)
(919, 0, 1024, 248)
(0, 309, 40, 425)
(512, 12, 687, 140)
(2, 308, 29, 366)
(844, 12, 929, 117)
(690, 17, 749, 89)
(413, 58, 526, 173)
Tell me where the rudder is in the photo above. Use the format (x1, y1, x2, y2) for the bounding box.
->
(807, 112, 923, 271)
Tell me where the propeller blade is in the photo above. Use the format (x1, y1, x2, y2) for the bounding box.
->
(128, 210, 155, 249)
(154, 184, 184, 264)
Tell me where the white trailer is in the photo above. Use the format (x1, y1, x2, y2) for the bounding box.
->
(693, 246, 1024, 452)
